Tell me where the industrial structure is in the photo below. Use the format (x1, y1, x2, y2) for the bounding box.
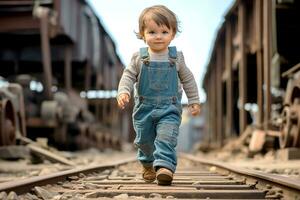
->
(203, 0, 300, 150)
(0, 0, 129, 150)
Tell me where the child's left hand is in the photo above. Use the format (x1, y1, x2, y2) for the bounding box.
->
(188, 103, 201, 116)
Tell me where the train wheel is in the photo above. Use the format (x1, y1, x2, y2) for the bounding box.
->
(290, 102, 300, 147)
(0, 99, 16, 146)
(279, 106, 293, 148)
(280, 98, 300, 148)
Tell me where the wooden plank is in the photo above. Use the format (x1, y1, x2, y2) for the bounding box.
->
(255, 0, 264, 127)
(119, 184, 252, 190)
(27, 144, 75, 166)
(40, 10, 53, 99)
(0, 16, 39, 32)
(85, 189, 266, 199)
(225, 21, 233, 138)
(216, 45, 224, 146)
(263, 0, 272, 129)
(83, 180, 243, 185)
(238, 1, 247, 134)
(0, 1, 33, 6)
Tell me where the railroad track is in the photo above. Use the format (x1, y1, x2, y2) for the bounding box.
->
(1, 154, 299, 199)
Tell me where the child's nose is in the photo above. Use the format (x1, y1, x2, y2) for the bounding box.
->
(155, 33, 162, 39)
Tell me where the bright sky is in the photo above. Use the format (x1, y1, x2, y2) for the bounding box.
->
(88, 0, 234, 103)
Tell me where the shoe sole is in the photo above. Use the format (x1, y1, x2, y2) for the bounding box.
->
(143, 178, 155, 183)
(156, 173, 172, 185)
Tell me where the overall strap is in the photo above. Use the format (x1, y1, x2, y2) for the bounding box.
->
(139, 47, 150, 65)
(139, 47, 178, 65)
(168, 46, 177, 65)
(140, 46, 177, 59)
(168, 46, 177, 59)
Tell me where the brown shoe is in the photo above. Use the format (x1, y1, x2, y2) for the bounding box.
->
(142, 165, 156, 183)
(156, 167, 173, 185)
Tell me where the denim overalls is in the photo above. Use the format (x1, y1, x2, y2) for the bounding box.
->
(133, 46, 182, 173)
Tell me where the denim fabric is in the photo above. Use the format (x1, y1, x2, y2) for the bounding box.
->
(132, 47, 182, 173)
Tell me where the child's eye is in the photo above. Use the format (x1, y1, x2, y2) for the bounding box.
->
(148, 31, 155, 34)
(162, 31, 169, 34)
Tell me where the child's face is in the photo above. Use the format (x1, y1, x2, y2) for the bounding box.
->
(143, 19, 175, 53)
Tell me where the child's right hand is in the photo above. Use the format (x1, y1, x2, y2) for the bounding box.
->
(188, 103, 201, 116)
(117, 93, 130, 109)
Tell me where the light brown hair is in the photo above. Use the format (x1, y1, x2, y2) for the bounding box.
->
(136, 5, 180, 40)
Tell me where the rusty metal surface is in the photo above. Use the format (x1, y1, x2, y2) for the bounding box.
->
(280, 63, 300, 148)
(202, 0, 300, 151)
(0, 0, 128, 149)
(0, 99, 16, 146)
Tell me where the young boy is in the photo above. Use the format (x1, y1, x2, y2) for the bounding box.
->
(117, 5, 200, 185)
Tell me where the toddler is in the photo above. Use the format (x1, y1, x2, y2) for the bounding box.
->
(117, 5, 200, 185)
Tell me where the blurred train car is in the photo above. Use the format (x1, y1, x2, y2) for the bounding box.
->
(0, 0, 130, 150)
(203, 0, 300, 150)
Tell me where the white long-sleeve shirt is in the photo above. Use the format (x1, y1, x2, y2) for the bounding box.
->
(117, 49, 200, 105)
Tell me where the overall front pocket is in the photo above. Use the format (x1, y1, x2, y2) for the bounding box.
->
(148, 67, 169, 91)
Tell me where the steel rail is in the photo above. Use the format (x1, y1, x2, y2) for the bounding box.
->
(0, 157, 136, 194)
(181, 153, 300, 194)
